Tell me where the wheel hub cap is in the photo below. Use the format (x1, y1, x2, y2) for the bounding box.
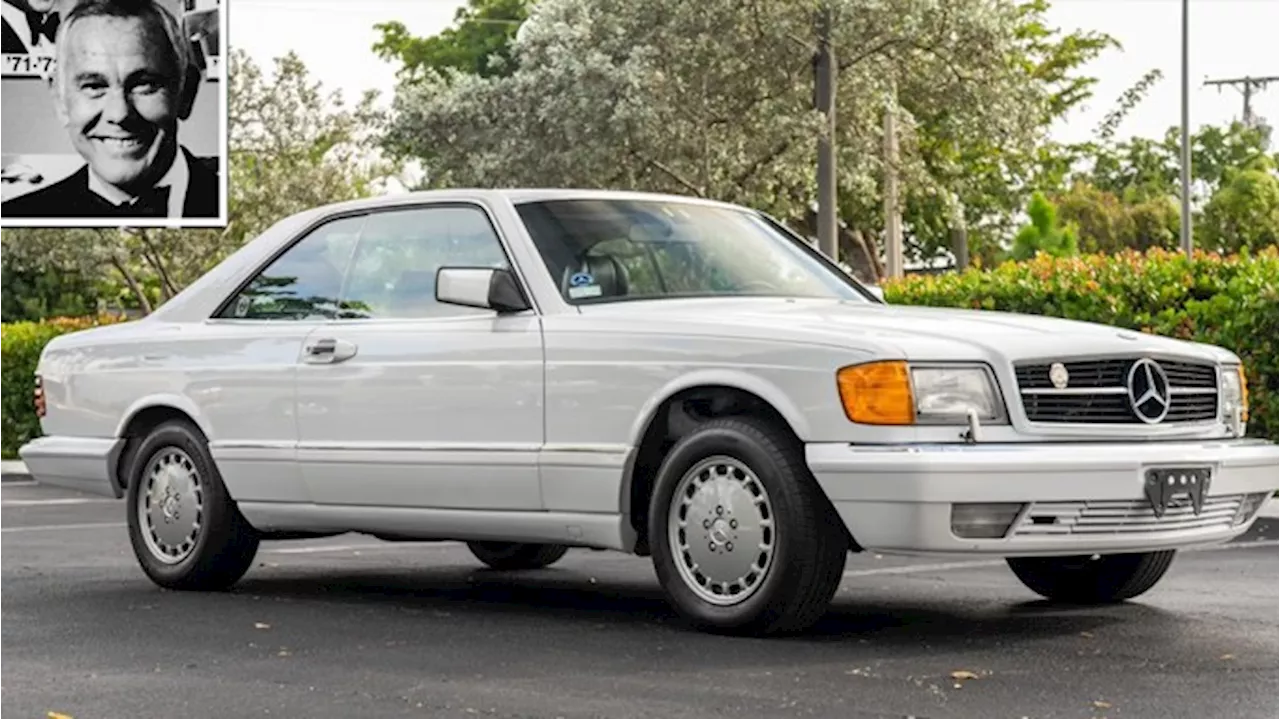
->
(668, 455, 776, 606)
(138, 448, 203, 564)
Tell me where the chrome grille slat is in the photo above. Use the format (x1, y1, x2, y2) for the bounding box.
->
(1015, 357, 1218, 424)
(1013, 496, 1243, 537)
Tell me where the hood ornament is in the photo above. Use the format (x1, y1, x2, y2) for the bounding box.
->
(1049, 362, 1069, 389)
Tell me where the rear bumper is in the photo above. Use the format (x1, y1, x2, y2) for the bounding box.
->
(807, 439, 1279, 557)
(18, 436, 124, 499)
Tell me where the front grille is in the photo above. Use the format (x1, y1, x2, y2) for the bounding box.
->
(1015, 358, 1218, 424)
(1012, 496, 1243, 537)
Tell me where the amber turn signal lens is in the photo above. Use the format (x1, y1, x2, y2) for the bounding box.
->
(836, 361, 915, 425)
(1237, 364, 1249, 423)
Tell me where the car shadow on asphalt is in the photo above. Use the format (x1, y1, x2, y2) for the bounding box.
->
(225, 564, 1163, 646)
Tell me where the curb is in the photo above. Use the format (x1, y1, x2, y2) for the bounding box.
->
(1, 460, 32, 482)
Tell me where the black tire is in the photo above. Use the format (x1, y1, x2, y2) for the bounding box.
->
(648, 416, 848, 636)
(467, 542, 569, 570)
(125, 419, 259, 590)
(1006, 550, 1177, 603)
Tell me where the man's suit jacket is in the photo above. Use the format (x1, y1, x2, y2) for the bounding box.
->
(1, 16, 31, 53)
(1, 148, 221, 220)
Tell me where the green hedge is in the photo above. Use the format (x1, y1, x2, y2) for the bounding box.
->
(884, 246, 1279, 440)
(1, 315, 129, 458)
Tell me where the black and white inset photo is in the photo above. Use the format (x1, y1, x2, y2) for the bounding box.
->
(1, 0, 225, 226)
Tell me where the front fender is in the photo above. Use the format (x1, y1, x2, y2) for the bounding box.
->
(626, 368, 813, 446)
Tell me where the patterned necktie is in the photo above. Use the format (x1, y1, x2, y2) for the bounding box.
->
(25, 10, 57, 45)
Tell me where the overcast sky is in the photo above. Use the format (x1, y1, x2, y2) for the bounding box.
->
(231, 0, 1280, 146)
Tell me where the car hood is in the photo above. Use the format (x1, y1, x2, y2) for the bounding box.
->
(578, 298, 1235, 364)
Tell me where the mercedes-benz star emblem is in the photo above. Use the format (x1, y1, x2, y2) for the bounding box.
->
(1127, 358, 1171, 423)
(1049, 362, 1069, 389)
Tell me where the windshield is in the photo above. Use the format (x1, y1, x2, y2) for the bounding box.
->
(514, 198, 872, 305)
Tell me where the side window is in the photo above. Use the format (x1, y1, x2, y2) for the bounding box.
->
(339, 205, 511, 319)
(216, 216, 364, 320)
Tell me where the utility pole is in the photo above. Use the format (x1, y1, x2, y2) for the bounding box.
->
(1204, 75, 1279, 127)
(814, 4, 838, 261)
(1179, 0, 1192, 256)
(950, 192, 968, 271)
(883, 84, 903, 279)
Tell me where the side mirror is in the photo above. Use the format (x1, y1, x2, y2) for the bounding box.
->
(865, 284, 886, 302)
(436, 267, 531, 313)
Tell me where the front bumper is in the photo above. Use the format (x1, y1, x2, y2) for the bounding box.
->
(807, 439, 1279, 557)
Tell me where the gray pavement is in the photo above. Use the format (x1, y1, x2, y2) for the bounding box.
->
(3, 479, 1277, 719)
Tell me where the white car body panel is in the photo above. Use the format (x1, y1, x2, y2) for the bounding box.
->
(17, 188, 1279, 558)
(293, 314, 545, 511)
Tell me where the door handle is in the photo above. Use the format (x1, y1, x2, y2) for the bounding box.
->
(303, 338, 358, 364)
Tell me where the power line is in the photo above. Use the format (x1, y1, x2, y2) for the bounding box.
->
(1203, 75, 1280, 127)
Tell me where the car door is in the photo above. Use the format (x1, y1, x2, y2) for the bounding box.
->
(202, 214, 365, 504)
(294, 202, 545, 511)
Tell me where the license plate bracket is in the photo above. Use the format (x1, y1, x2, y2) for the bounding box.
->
(1143, 467, 1212, 517)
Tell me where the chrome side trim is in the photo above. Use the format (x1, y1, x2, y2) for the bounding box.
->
(236, 502, 635, 551)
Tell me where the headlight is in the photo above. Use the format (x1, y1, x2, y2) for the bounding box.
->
(911, 366, 1004, 422)
(836, 361, 1006, 425)
(1220, 364, 1249, 434)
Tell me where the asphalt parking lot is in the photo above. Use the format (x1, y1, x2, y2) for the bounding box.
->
(3, 478, 1276, 719)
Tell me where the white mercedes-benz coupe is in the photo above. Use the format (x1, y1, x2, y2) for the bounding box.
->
(20, 189, 1279, 635)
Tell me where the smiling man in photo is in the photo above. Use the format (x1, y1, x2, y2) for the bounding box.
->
(2, 0, 219, 219)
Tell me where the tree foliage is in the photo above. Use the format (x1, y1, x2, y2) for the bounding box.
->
(0, 262, 97, 323)
(372, 0, 531, 85)
(1009, 190, 1078, 260)
(1053, 181, 1179, 253)
(1198, 167, 1280, 253)
(378, 0, 1112, 280)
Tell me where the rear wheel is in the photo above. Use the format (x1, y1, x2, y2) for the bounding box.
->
(126, 420, 259, 590)
(467, 542, 569, 570)
(648, 416, 848, 635)
(1006, 550, 1177, 603)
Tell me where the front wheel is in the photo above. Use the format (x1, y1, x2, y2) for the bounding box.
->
(1006, 550, 1177, 603)
(648, 417, 848, 636)
(126, 419, 260, 590)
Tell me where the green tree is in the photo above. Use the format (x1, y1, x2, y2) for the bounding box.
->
(1009, 191, 1078, 260)
(1053, 181, 1179, 253)
(1081, 120, 1276, 204)
(0, 259, 98, 322)
(902, 0, 1116, 267)
(1198, 167, 1280, 253)
(381, 0, 1092, 281)
(1058, 70, 1277, 257)
(373, 0, 530, 85)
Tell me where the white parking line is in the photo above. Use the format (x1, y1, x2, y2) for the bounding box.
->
(1, 521, 125, 533)
(2, 498, 117, 507)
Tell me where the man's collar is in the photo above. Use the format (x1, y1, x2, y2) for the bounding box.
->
(86, 147, 191, 216)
